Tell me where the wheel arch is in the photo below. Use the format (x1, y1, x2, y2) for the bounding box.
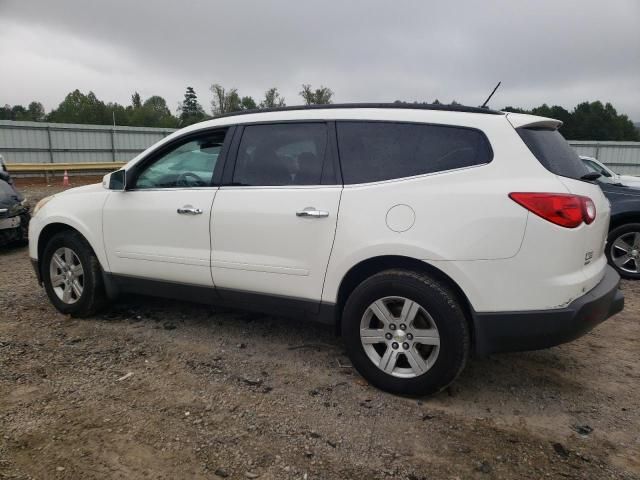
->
(609, 213, 640, 233)
(36, 222, 106, 283)
(333, 255, 475, 342)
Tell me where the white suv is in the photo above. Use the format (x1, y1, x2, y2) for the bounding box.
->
(29, 104, 624, 395)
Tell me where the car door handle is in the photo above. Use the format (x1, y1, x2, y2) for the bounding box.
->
(296, 207, 329, 218)
(177, 206, 203, 215)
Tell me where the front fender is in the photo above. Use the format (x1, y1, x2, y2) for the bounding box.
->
(29, 185, 110, 271)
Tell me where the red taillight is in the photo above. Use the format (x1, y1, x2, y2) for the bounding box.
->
(509, 192, 596, 228)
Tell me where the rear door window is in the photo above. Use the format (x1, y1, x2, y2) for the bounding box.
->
(517, 128, 589, 180)
(336, 121, 492, 184)
(233, 123, 328, 186)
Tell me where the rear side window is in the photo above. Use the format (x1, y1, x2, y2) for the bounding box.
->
(517, 128, 589, 180)
(233, 123, 327, 186)
(336, 121, 492, 184)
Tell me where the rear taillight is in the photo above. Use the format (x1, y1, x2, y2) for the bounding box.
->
(509, 192, 596, 228)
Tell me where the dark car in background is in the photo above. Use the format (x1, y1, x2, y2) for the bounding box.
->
(582, 157, 640, 279)
(0, 156, 30, 247)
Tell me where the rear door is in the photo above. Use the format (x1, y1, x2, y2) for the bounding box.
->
(210, 122, 341, 309)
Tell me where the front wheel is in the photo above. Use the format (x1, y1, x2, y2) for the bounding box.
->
(606, 223, 640, 280)
(42, 230, 106, 317)
(342, 269, 470, 396)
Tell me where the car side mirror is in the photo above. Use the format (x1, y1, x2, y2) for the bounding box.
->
(103, 169, 126, 191)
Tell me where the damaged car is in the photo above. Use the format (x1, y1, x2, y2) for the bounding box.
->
(0, 158, 30, 246)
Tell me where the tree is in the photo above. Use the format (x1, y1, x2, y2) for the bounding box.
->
(48, 90, 109, 124)
(299, 84, 333, 105)
(129, 95, 178, 128)
(178, 86, 207, 126)
(28, 102, 45, 121)
(240, 96, 257, 110)
(131, 92, 142, 109)
(260, 87, 286, 109)
(502, 101, 639, 141)
(210, 84, 242, 116)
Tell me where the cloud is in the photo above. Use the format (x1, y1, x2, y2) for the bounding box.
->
(1, 0, 638, 118)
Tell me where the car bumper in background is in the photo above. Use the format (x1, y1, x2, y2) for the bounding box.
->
(473, 265, 624, 355)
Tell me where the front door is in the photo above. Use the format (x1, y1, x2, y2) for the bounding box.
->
(211, 122, 341, 306)
(103, 128, 229, 287)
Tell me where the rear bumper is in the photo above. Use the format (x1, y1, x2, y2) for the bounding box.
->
(473, 265, 624, 355)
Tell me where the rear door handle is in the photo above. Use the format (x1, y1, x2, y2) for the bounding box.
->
(296, 207, 329, 218)
(177, 205, 203, 215)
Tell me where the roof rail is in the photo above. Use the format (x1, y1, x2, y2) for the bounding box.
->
(213, 102, 504, 119)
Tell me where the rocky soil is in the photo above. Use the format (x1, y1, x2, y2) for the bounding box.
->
(0, 179, 638, 479)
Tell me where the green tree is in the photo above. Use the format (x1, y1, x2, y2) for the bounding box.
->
(21, 102, 45, 121)
(260, 87, 286, 108)
(131, 92, 142, 109)
(48, 90, 109, 124)
(570, 101, 639, 141)
(210, 84, 242, 116)
(299, 84, 333, 105)
(178, 87, 207, 126)
(240, 96, 257, 110)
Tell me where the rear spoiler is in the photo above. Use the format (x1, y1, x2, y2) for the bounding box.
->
(505, 112, 563, 130)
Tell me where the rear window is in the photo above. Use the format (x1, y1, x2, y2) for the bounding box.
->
(336, 121, 492, 184)
(517, 128, 589, 180)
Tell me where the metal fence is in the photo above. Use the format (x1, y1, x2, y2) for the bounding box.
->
(0, 120, 175, 165)
(567, 141, 640, 175)
(2, 120, 640, 175)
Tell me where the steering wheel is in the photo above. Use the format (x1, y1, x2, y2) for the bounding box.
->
(176, 172, 206, 187)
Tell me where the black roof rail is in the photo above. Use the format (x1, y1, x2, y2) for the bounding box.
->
(213, 102, 504, 119)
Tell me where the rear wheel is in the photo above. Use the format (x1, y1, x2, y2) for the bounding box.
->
(607, 223, 640, 280)
(342, 269, 470, 396)
(42, 231, 107, 317)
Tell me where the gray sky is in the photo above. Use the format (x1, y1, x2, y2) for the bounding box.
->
(1, 0, 639, 119)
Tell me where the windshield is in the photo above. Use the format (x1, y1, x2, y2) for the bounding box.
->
(582, 158, 612, 177)
(517, 127, 589, 180)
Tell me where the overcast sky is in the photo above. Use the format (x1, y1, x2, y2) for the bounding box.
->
(1, 0, 639, 120)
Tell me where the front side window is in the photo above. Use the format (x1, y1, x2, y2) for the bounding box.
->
(336, 121, 492, 184)
(135, 130, 227, 189)
(233, 123, 327, 186)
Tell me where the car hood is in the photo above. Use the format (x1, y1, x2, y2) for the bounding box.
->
(618, 174, 640, 185)
(599, 181, 640, 198)
(55, 182, 105, 197)
(0, 179, 24, 209)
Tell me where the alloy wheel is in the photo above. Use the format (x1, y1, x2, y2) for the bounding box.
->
(611, 232, 640, 274)
(49, 247, 84, 304)
(359, 296, 440, 378)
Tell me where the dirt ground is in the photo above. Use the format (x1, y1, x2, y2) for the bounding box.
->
(1, 179, 639, 479)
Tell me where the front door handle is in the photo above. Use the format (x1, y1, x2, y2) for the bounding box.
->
(296, 207, 329, 218)
(177, 205, 203, 215)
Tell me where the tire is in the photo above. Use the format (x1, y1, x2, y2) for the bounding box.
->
(42, 230, 107, 317)
(606, 223, 640, 280)
(342, 269, 470, 396)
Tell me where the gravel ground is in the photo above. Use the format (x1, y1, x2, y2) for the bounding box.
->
(1, 180, 639, 479)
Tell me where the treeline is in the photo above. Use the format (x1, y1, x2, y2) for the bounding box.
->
(394, 99, 639, 141)
(2, 86, 638, 141)
(0, 84, 334, 128)
(503, 102, 639, 141)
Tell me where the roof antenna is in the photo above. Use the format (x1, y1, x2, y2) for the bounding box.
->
(480, 81, 501, 109)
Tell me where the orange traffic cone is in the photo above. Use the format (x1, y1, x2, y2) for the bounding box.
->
(63, 170, 70, 187)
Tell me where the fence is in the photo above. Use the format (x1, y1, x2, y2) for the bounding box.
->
(1, 120, 640, 175)
(0, 120, 175, 166)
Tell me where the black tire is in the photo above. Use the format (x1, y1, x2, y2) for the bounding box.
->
(342, 269, 470, 396)
(606, 223, 640, 280)
(42, 230, 107, 317)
